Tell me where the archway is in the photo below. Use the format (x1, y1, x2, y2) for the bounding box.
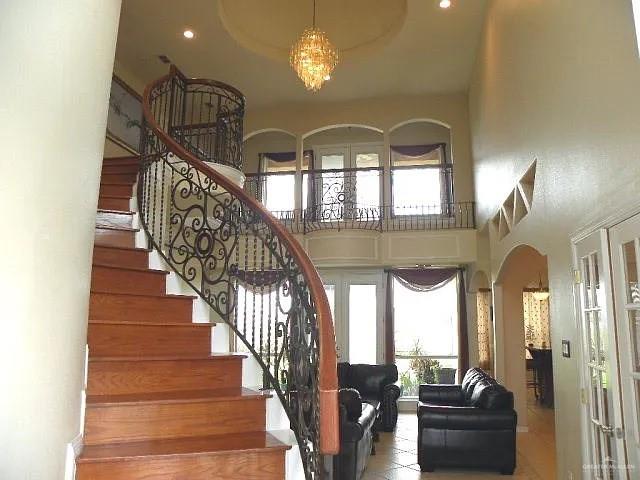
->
(494, 244, 552, 431)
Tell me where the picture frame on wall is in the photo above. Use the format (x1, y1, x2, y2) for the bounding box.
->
(106, 75, 142, 154)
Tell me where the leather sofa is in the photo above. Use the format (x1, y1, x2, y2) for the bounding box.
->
(333, 363, 401, 480)
(417, 368, 517, 475)
(333, 388, 377, 480)
(337, 362, 401, 432)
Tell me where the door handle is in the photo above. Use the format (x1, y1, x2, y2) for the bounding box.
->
(600, 424, 624, 439)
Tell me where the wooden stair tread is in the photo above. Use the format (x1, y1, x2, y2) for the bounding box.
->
(89, 353, 247, 362)
(95, 225, 139, 233)
(97, 209, 135, 216)
(101, 180, 136, 186)
(88, 320, 214, 327)
(90, 291, 196, 300)
(86, 387, 269, 406)
(78, 431, 290, 463)
(92, 263, 168, 275)
(94, 245, 151, 253)
(99, 194, 132, 201)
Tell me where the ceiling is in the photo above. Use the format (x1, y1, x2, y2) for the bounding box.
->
(115, 0, 488, 109)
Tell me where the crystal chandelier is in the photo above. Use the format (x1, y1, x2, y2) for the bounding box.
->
(289, 0, 338, 92)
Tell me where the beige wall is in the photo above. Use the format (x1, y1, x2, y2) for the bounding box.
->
(244, 92, 475, 203)
(0, 0, 121, 478)
(244, 130, 297, 173)
(469, 0, 640, 478)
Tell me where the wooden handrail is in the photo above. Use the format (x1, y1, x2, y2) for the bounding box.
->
(142, 70, 339, 455)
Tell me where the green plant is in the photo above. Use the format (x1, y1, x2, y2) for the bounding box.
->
(408, 340, 441, 384)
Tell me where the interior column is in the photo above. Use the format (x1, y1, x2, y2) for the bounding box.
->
(0, 1, 122, 477)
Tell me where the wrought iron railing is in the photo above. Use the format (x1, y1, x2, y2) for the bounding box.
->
(163, 68, 244, 169)
(140, 66, 338, 479)
(245, 168, 475, 233)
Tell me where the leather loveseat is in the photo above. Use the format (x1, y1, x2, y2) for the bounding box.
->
(333, 363, 401, 480)
(417, 368, 517, 475)
(338, 362, 401, 432)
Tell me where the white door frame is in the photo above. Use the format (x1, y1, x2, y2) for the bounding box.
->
(571, 197, 640, 479)
(609, 215, 640, 474)
(319, 269, 385, 364)
(573, 229, 627, 479)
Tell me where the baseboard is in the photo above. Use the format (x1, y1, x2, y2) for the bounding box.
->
(63, 433, 83, 480)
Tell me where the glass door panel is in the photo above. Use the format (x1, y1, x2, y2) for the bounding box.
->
(348, 284, 378, 364)
(610, 215, 640, 475)
(317, 147, 348, 222)
(320, 271, 383, 364)
(575, 230, 626, 479)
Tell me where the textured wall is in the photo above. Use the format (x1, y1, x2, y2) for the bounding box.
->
(469, 0, 640, 477)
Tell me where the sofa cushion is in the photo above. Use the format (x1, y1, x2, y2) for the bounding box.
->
(469, 379, 512, 410)
(461, 368, 486, 403)
(480, 384, 514, 410)
(339, 388, 363, 421)
(348, 364, 398, 398)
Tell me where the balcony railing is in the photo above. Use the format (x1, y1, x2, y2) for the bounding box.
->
(244, 168, 475, 233)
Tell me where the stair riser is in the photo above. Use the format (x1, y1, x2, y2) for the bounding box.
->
(93, 247, 149, 269)
(84, 398, 266, 445)
(98, 196, 131, 211)
(96, 211, 134, 229)
(101, 172, 137, 183)
(76, 450, 285, 480)
(87, 323, 211, 357)
(100, 183, 134, 197)
(89, 292, 193, 323)
(95, 228, 136, 249)
(91, 266, 166, 295)
(87, 358, 242, 395)
(101, 164, 140, 175)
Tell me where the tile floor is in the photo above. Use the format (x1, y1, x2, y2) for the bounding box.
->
(361, 398, 556, 480)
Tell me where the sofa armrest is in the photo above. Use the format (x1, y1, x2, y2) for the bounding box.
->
(380, 383, 401, 431)
(418, 402, 517, 431)
(419, 384, 464, 406)
(348, 364, 398, 399)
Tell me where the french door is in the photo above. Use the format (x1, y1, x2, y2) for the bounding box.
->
(575, 230, 627, 479)
(610, 214, 640, 474)
(320, 271, 383, 364)
(313, 143, 383, 220)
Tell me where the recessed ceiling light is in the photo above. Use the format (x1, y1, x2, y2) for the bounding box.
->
(183, 29, 195, 39)
(439, 0, 452, 8)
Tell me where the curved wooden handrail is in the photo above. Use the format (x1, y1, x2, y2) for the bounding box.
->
(142, 70, 339, 455)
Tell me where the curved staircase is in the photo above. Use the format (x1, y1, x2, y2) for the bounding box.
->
(76, 156, 290, 479)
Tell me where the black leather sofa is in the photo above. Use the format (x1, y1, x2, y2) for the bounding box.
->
(338, 362, 401, 432)
(417, 368, 517, 475)
(333, 363, 401, 480)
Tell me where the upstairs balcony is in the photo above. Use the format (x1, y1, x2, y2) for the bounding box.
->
(244, 163, 476, 235)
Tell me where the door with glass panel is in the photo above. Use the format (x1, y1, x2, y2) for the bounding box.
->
(314, 144, 382, 222)
(575, 230, 627, 479)
(320, 271, 383, 364)
(316, 146, 349, 221)
(610, 214, 640, 475)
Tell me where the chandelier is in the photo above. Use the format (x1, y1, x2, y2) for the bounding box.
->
(289, 0, 339, 92)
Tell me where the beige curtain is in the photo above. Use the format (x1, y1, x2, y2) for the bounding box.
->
(476, 290, 492, 370)
(523, 291, 551, 348)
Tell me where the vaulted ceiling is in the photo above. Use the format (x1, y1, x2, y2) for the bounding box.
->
(115, 0, 487, 108)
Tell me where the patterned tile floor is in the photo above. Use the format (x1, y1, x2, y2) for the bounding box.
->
(361, 399, 556, 480)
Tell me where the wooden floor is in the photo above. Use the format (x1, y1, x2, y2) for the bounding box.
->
(362, 397, 556, 480)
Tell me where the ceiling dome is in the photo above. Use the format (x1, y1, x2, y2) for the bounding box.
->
(218, 0, 407, 62)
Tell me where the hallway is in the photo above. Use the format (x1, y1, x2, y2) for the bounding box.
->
(361, 400, 556, 480)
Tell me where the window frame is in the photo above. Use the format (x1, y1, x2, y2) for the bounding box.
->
(390, 143, 454, 217)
